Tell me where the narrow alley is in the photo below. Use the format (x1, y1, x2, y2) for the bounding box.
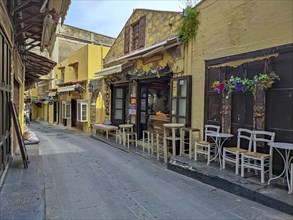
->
(0, 122, 291, 219)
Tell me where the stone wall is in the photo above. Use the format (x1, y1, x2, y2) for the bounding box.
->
(104, 9, 182, 64)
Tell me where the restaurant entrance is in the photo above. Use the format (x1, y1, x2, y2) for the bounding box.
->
(137, 78, 170, 139)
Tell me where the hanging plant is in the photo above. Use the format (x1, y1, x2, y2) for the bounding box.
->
(211, 72, 280, 98)
(254, 71, 280, 90)
(178, 6, 200, 45)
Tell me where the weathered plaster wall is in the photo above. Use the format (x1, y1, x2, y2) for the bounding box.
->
(54, 24, 115, 63)
(48, 104, 54, 124)
(55, 45, 88, 83)
(135, 45, 184, 74)
(189, 0, 293, 132)
(87, 44, 110, 79)
(104, 9, 182, 64)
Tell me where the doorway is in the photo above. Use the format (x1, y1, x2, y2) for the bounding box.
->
(71, 99, 77, 127)
(138, 79, 170, 138)
(111, 85, 129, 125)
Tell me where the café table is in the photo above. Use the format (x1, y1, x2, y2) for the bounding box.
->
(206, 132, 233, 169)
(268, 142, 293, 194)
(118, 124, 133, 146)
(163, 123, 185, 161)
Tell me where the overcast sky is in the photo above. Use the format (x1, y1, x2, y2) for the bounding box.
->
(65, 0, 185, 38)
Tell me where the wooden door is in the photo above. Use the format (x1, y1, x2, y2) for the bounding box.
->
(111, 85, 129, 125)
(205, 67, 222, 127)
(266, 50, 293, 142)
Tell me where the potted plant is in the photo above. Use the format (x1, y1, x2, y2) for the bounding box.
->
(255, 71, 280, 90)
(211, 71, 280, 98)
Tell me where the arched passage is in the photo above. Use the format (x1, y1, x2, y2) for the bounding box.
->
(89, 78, 104, 127)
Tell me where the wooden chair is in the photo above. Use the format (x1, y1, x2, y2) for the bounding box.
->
(194, 124, 220, 165)
(142, 130, 152, 153)
(241, 130, 275, 183)
(126, 132, 137, 149)
(222, 128, 253, 175)
(116, 129, 122, 144)
(155, 131, 171, 163)
(151, 130, 164, 155)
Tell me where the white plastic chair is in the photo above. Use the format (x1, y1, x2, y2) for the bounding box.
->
(241, 130, 275, 183)
(223, 128, 253, 175)
(194, 124, 220, 165)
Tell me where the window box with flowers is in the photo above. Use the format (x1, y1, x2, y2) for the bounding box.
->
(211, 72, 280, 98)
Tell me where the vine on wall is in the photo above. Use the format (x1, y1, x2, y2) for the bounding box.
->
(178, 6, 200, 45)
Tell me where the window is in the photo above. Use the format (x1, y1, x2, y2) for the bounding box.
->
(62, 101, 71, 119)
(74, 65, 78, 80)
(132, 22, 139, 50)
(124, 16, 146, 53)
(77, 100, 88, 122)
(170, 76, 192, 126)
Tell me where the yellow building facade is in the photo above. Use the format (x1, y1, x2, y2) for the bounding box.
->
(51, 44, 110, 133)
(186, 0, 292, 142)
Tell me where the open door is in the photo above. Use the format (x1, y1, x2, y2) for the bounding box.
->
(111, 85, 129, 125)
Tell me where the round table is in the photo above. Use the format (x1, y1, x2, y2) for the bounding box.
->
(206, 132, 234, 169)
(268, 142, 293, 194)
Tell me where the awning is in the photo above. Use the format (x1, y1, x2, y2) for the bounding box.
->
(104, 37, 181, 66)
(57, 84, 85, 93)
(48, 91, 56, 97)
(94, 64, 122, 77)
(25, 51, 56, 86)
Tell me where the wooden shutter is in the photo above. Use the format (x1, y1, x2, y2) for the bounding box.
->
(138, 16, 146, 48)
(124, 25, 130, 54)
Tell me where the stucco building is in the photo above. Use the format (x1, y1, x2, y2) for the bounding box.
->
(51, 44, 111, 133)
(183, 0, 293, 172)
(29, 24, 115, 122)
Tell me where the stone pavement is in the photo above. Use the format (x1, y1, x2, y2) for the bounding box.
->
(0, 121, 292, 219)
(0, 154, 45, 220)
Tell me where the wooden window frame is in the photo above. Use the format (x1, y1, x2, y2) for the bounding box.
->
(77, 99, 88, 122)
(170, 76, 192, 127)
(62, 101, 71, 119)
(124, 16, 146, 54)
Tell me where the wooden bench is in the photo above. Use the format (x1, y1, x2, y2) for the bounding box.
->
(92, 124, 118, 138)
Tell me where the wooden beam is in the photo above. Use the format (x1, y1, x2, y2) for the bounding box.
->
(26, 39, 38, 47)
(10, 0, 33, 16)
(15, 13, 43, 26)
(16, 23, 41, 35)
(25, 43, 41, 51)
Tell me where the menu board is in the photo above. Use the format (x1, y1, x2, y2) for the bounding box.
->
(129, 98, 137, 115)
